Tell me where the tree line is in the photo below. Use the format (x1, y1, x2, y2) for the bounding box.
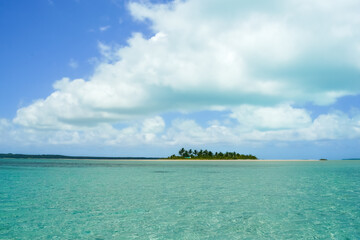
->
(168, 148, 257, 160)
(0, 153, 157, 160)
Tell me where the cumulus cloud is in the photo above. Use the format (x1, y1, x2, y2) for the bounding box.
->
(162, 110, 360, 145)
(230, 104, 312, 130)
(11, 0, 360, 147)
(6, 108, 360, 151)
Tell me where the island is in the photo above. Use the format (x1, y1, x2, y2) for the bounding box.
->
(167, 148, 257, 160)
(0, 153, 158, 160)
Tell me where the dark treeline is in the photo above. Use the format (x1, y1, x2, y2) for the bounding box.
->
(168, 148, 257, 160)
(1, 153, 71, 159)
(0, 153, 157, 160)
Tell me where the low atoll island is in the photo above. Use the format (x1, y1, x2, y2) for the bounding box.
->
(167, 148, 257, 160)
(1, 151, 258, 161)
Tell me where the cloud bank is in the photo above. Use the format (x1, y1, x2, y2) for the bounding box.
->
(8, 0, 360, 151)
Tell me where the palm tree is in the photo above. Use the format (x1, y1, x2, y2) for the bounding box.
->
(199, 149, 203, 158)
(183, 150, 189, 158)
(179, 148, 185, 157)
(204, 150, 209, 157)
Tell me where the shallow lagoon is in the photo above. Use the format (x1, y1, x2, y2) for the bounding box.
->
(1, 159, 359, 239)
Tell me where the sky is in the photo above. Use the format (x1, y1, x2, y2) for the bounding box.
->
(1, 0, 360, 159)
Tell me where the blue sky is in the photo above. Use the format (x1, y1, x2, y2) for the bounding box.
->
(1, 0, 360, 159)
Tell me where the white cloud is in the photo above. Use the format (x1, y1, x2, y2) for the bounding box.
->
(68, 59, 78, 69)
(163, 118, 237, 145)
(4, 106, 360, 152)
(161, 110, 360, 145)
(142, 116, 165, 134)
(12, 0, 360, 149)
(298, 113, 360, 141)
(99, 25, 111, 32)
(0, 118, 10, 129)
(230, 104, 312, 130)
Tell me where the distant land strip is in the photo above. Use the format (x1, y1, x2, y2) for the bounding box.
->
(0, 153, 159, 160)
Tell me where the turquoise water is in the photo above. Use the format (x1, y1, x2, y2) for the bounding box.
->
(1, 159, 359, 239)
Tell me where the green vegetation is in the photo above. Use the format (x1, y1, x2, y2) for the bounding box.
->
(0, 153, 157, 160)
(1, 153, 71, 159)
(168, 148, 257, 160)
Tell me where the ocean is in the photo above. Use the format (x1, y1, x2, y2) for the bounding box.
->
(1, 159, 359, 239)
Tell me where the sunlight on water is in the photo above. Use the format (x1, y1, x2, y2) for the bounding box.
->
(1, 159, 359, 239)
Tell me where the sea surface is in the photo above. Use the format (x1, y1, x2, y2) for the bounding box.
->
(1, 159, 359, 239)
